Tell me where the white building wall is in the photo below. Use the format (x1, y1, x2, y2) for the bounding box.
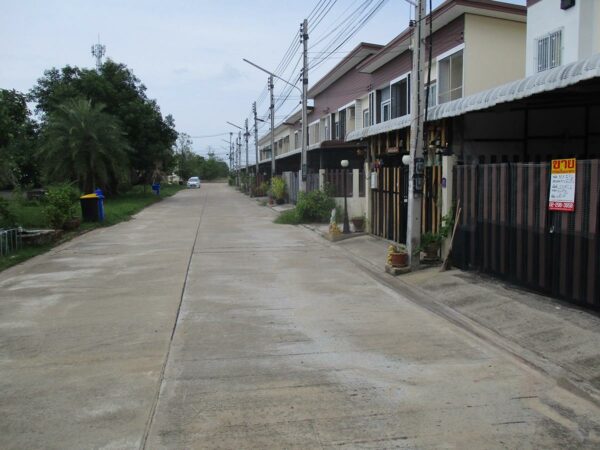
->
(526, 0, 600, 76)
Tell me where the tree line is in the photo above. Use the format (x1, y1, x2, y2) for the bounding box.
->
(0, 60, 228, 194)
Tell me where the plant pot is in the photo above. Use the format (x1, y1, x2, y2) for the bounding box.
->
(423, 243, 440, 260)
(389, 252, 408, 267)
(351, 218, 365, 232)
(62, 217, 81, 231)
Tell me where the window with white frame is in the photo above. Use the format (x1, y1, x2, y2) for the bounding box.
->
(363, 109, 370, 128)
(536, 30, 562, 73)
(391, 74, 410, 118)
(426, 82, 437, 108)
(438, 49, 463, 104)
(368, 91, 375, 125)
(379, 86, 391, 122)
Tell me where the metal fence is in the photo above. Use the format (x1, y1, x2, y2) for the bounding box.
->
(453, 161, 600, 310)
(282, 171, 300, 204)
(325, 169, 353, 197)
(306, 173, 319, 192)
(0, 228, 21, 256)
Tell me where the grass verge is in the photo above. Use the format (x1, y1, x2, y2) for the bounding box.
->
(0, 184, 185, 272)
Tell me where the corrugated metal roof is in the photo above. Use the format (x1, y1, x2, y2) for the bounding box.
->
(347, 53, 600, 141)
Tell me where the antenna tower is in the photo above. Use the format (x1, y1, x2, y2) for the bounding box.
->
(91, 36, 106, 71)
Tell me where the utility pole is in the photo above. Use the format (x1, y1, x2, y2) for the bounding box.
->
(237, 131, 242, 186)
(229, 132, 233, 173)
(253, 102, 259, 184)
(406, 0, 426, 269)
(269, 75, 275, 178)
(244, 118, 249, 175)
(300, 18, 309, 190)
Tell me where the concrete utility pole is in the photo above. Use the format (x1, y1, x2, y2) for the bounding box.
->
(269, 75, 275, 178)
(229, 132, 233, 172)
(244, 118, 249, 176)
(300, 18, 309, 190)
(406, 0, 426, 269)
(253, 102, 259, 181)
(237, 131, 242, 185)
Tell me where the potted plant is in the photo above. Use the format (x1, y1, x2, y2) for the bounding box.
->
(351, 215, 365, 232)
(420, 232, 443, 260)
(387, 244, 408, 267)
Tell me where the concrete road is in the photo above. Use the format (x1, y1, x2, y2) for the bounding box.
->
(2, 184, 600, 449)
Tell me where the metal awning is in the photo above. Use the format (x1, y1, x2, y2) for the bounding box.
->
(347, 53, 600, 141)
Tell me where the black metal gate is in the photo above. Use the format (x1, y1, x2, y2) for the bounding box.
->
(371, 166, 409, 243)
(454, 161, 600, 309)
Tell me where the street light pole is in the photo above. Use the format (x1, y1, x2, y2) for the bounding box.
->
(242, 58, 305, 181)
(253, 102, 260, 185)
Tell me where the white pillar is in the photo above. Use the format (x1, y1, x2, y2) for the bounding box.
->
(441, 155, 456, 258)
(364, 162, 371, 232)
(319, 168, 326, 190)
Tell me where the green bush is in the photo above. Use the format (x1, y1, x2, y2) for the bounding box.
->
(0, 197, 17, 228)
(270, 176, 286, 201)
(44, 184, 79, 229)
(295, 189, 336, 223)
(274, 208, 300, 224)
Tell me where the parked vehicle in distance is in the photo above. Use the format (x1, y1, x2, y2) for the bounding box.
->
(187, 176, 201, 188)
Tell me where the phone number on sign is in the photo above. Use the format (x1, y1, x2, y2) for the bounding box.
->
(549, 201, 574, 209)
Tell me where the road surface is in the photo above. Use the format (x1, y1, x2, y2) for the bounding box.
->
(1, 183, 599, 449)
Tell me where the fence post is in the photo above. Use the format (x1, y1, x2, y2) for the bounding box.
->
(319, 169, 326, 190)
(441, 155, 456, 259)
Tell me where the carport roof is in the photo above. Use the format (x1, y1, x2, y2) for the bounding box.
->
(347, 52, 600, 141)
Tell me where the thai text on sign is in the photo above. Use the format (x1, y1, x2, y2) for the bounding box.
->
(548, 158, 576, 212)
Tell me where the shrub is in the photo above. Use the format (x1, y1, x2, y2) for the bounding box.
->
(270, 176, 286, 201)
(295, 189, 336, 223)
(274, 208, 300, 224)
(44, 184, 79, 229)
(0, 197, 17, 228)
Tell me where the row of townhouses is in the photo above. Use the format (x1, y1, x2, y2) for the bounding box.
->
(248, 0, 600, 310)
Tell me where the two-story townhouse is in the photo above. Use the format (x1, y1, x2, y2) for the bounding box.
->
(343, 0, 526, 243)
(526, 0, 600, 76)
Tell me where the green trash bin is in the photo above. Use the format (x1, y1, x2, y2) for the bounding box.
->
(80, 193, 100, 222)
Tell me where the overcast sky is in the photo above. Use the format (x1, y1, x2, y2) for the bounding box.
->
(1, 0, 524, 161)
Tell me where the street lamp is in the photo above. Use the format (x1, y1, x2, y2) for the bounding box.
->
(242, 58, 307, 187)
(341, 159, 350, 234)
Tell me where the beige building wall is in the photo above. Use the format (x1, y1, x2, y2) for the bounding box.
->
(463, 14, 526, 96)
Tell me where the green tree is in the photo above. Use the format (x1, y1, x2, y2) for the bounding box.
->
(0, 89, 39, 187)
(199, 151, 229, 180)
(39, 98, 131, 193)
(29, 60, 177, 185)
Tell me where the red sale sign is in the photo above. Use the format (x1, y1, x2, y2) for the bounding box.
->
(549, 158, 576, 212)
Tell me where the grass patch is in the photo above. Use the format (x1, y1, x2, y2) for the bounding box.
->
(0, 184, 185, 272)
(274, 208, 300, 225)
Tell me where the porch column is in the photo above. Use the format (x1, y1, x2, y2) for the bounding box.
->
(352, 168, 360, 199)
(319, 168, 326, 190)
(441, 154, 456, 258)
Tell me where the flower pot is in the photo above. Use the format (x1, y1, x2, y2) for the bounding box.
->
(424, 243, 440, 260)
(389, 252, 408, 267)
(351, 218, 365, 232)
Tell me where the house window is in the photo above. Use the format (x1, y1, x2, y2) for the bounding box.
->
(438, 50, 463, 104)
(426, 82, 437, 108)
(381, 101, 391, 121)
(391, 74, 410, 118)
(363, 109, 370, 128)
(339, 109, 346, 139)
(536, 30, 562, 73)
(368, 91, 375, 125)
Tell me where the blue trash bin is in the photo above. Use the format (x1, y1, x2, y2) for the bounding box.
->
(94, 189, 105, 222)
(152, 183, 160, 196)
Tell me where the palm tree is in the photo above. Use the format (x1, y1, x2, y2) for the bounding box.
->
(40, 98, 131, 193)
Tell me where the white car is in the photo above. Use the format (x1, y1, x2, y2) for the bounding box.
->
(187, 176, 201, 188)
